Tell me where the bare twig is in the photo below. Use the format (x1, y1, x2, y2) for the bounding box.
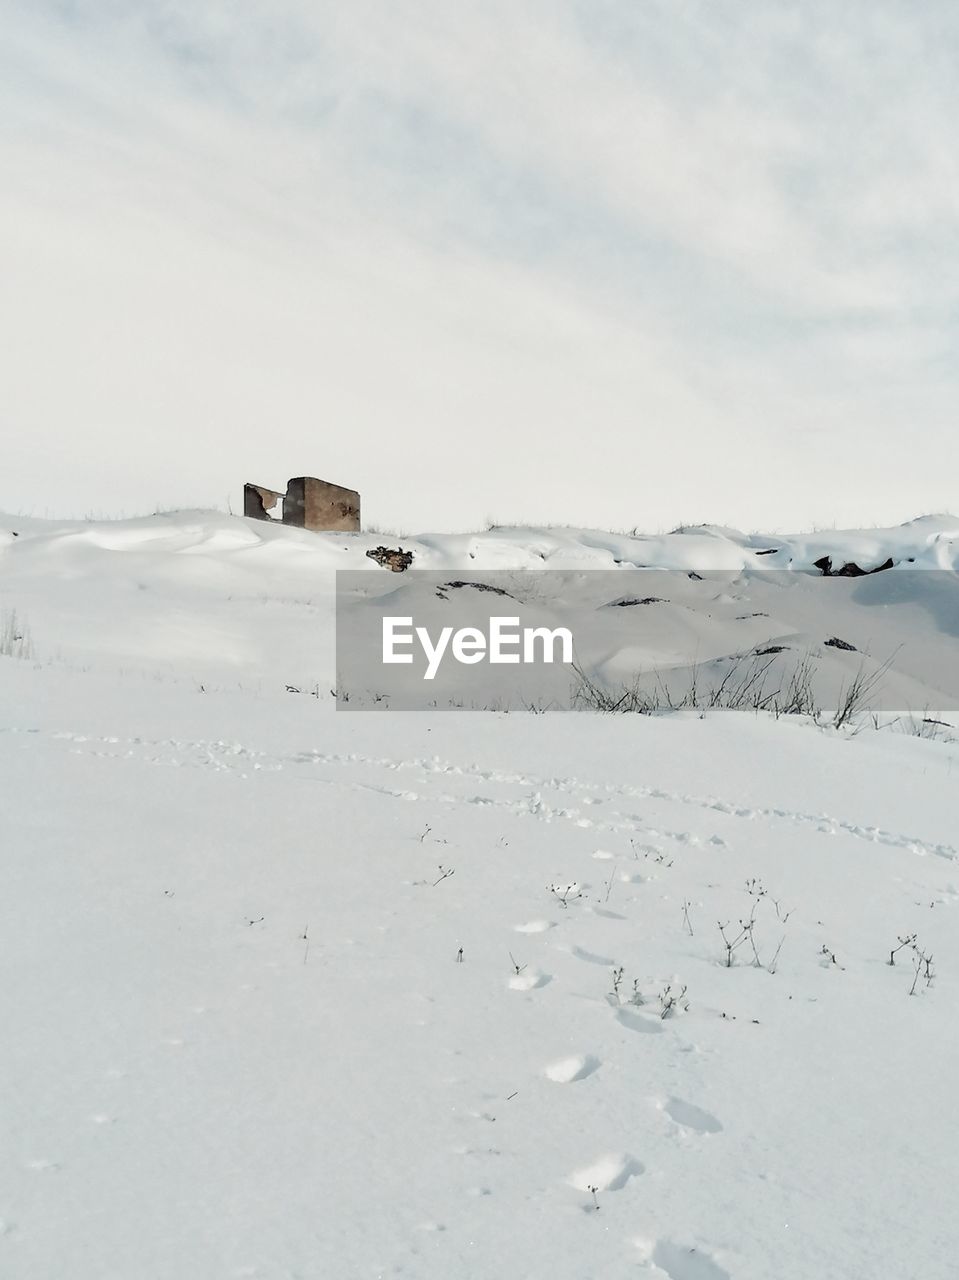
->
(604, 866, 617, 904)
(718, 920, 748, 967)
(682, 899, 694, 936)
(767, 936, 785, 974)
(889, 934, 917, 966)
(660, 983, 689, 1018)
(549, 883, 582, 908)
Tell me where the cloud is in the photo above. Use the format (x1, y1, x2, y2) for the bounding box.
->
(1, 0, 957, 530)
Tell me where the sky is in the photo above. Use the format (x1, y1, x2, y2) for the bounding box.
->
(2, 0, 958, 533)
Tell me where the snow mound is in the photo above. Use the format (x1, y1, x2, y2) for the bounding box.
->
(2, 511, 957, 710)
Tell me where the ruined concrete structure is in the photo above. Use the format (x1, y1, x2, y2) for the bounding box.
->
(244, 476, 361, 533)
(244, 484, 284, 521)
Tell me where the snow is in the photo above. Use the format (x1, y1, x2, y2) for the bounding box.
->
(3, 509, 959, 708)
(1, 510, 958, 1278)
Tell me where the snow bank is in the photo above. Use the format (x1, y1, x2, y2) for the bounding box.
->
(3, 510, 956, 715)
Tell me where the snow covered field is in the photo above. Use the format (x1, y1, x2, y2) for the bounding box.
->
(2, 511, 958, 1279)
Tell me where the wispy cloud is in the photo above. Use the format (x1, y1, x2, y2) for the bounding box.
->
(2, 1, 957, 529)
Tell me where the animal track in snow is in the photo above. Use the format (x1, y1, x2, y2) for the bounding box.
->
(588, 906, 626, 920)
(662, 1097, 723, 1134)
(569, 944, 616, 966)
(616, 1009, 665, 1035)
(543, 1054, 600, 1083)
(514, 919, 554, 933)
(27, 730, 959, 861)
(651, 1241, 731, 1280)
(508, 970, 551, 991)
(568, 1152, 643, 1192)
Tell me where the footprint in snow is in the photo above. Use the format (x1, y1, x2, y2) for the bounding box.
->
(662, 1097, 723, 1134)
(508, 970, 551, 991)
(616, 1009, 665, 1035)
(569, 944, 617, 966)
(568, 1152, 643, 1192)
(543, 1054, 600, 1083)
(514, 919, 555, 934)
(650, 1241, 731, 1280)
